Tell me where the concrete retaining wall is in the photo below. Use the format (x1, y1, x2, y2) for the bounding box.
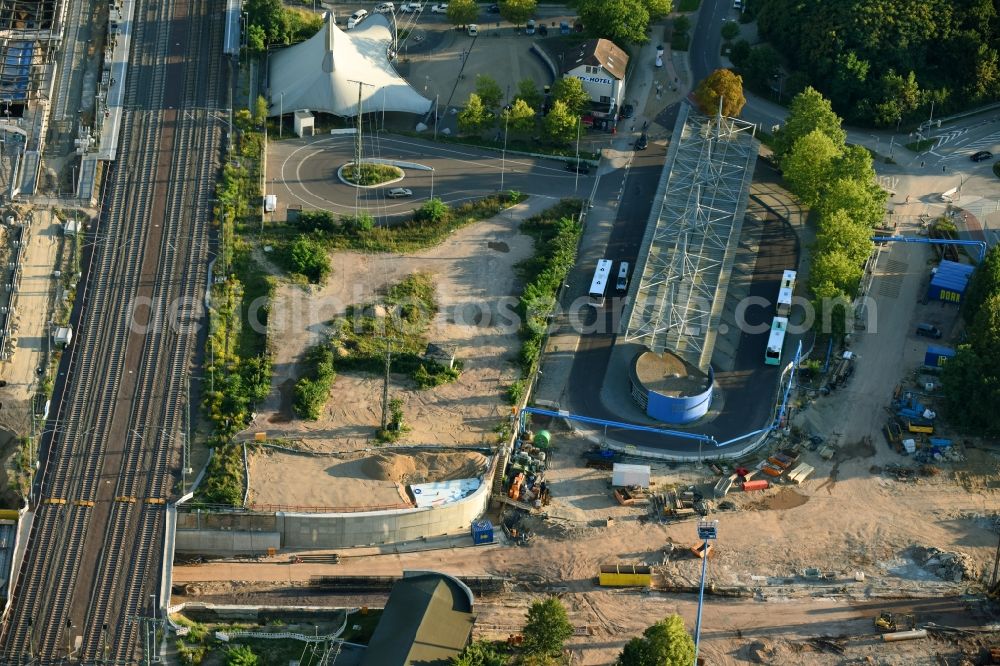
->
(176, 460, 495, 554)
(175, 529, 281, 555)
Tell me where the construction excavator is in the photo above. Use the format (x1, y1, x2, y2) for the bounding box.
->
(874, 611, 915, 632)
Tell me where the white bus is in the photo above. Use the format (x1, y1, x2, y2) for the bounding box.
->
(776, 269, 796, 316)
(588, 259, 613, 306)
(764, 316, 788, 366)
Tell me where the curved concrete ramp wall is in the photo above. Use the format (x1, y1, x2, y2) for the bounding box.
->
(176, 459, 495, 555)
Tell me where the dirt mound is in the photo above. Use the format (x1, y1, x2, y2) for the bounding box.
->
(362, 451, 488, 485)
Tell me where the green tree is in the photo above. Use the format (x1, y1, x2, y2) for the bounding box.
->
(815, 209, 874, 267)
(515, 78, 543, 111)
(475, 75, 505, 111)
(814, 176, 888, 230)
(577, 0, 653, 45)
(780, 129, 841, 207)
(645, 0, 672, 19)
(458, 93, 493, 133)
(447, 0, 478, 26)
(962, 244, 1000, 324)
(551, 76, 590, 116)
(969, 293, 1000, 367)
(522, 597, 573, 657)
(543, 100, 579, 145)
(729, 39, 751, 67)
(253, 95, 269, 126)
(617, 615, 695, 666)
(414, 198, 450, 225)
(811, 249, 863, 297)
(693, 68, 746, 117)
(774, 86, 846, 158)
(245, 0, 288, 44)
(499, 0, 536, 26)
(246, 23, 267, 53)
(741, 44, 781, 92)
(503, 98, 536, 134)
(450, 640, 508, 666)
(288, 237, 331, 283)
(721, 21, 740, 41)
(226, 645, 260, 666)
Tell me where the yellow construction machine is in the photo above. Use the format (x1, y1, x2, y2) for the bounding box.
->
(874, 611, 915, 632)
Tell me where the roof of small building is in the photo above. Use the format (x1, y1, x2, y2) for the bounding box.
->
(561, 38, 629, 80)
(360, 573, 476, 666)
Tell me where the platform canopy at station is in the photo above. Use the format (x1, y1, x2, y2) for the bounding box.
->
(623, 104, 759, 372)
(268, 12, 432, 117)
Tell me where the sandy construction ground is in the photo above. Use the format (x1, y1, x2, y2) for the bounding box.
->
(178, 430, 1000, 663)
(247, 447, 490, 510)
(246, 198, 553, 449)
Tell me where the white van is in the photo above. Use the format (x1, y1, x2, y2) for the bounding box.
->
(347, 9, 368, 28)
(616, 262, 629, 291)
(374, 2, 394, 13)
(467, 23, 479, 36)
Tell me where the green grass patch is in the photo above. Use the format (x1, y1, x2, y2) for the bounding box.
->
(293, 344, 337, 420)
(511, 199, 583, 393)
(905, 138, 937, 152)
(271, 191, 526, 256)
(342, 162, 404, 186)
(194, 442, 246, 506)
(678, 0, 700, 10)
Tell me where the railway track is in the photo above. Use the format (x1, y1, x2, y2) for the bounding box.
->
(0, 0, 224, 657)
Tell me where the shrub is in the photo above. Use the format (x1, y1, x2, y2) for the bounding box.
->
(414, 198, 450, 225)
(287, 237, 331, 283)
(293, 343, 336, 420)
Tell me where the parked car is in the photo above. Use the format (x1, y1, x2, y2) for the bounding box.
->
(430, 3, 448, 13)
(618, 104, 634, 120)
(971, 150, 993, 162)
(400, 2, 424, 12)
(387, 187, 413, 198)
(915, 322, 942, 339)
(565, 161, 590, 174)
(525, 19, 536, 34)
(634, 132, 648, 150)
(733, 0, 742, 8)
(559, 21, 570, 34)
(537, 23, 547, 36)
(347, 9, 368, 28)
(486, 3, 499, 12)
(374, 2, 394, 13)
(467, 23, 478, 36)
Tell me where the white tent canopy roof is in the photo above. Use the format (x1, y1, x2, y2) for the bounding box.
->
(269, 12, 432, 117)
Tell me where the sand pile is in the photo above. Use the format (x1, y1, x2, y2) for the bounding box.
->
(362, 451, 489, 485)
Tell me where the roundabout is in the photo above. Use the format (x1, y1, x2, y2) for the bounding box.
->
(267, 132, 595, 220)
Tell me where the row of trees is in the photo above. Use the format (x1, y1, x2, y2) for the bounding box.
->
(244, 0, 321, 52)
(775, 88, 887, 335)
(447, 0, 672, 45)
(457, 75, 590, 146)
(941, 245, 1000, 434)
(453, 598, 695, 665)
(756, 0, 1000, 126)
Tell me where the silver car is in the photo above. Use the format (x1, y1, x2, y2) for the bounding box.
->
(387, 187, 413, 198)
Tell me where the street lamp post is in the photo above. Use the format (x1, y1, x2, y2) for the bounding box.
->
(574, 116, 581, 193)
(279, 91, 284, 139)
(693, 520, 719, 665)
(499, 110, 509, 193)
(434, 93, 439, 141)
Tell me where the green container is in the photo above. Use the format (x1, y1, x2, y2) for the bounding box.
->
(535, 430, 551, 449)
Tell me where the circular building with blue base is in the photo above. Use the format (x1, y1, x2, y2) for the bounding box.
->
(629, 349, 714, 424)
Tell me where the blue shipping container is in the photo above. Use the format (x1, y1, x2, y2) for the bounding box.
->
(927, 261, 974, 303)
(924, 345, 956, 367)
(471, 520, 494, 545)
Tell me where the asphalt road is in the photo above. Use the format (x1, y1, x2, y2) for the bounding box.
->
(269, 132, 596, 218)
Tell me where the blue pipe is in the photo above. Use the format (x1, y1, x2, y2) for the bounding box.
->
(520, 407, 715, 444)
(871, 235, 987, 263)
(821, 337, 833, 373)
